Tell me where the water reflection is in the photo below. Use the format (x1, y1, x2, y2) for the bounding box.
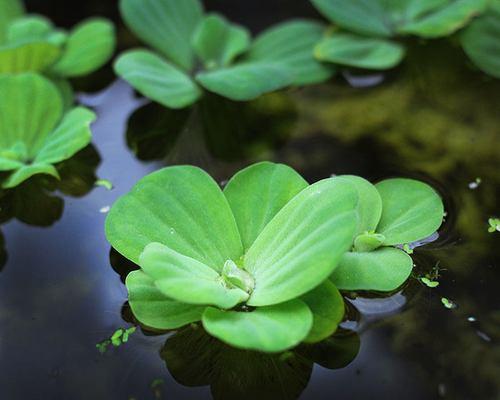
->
(126, 92, 297, 162)
(0, 145, 100, 227)
(0, 230, 6, 271)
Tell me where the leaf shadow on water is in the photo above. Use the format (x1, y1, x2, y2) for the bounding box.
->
(111, 247, 361, 400)
(0, 144, 100, 227)
(125, 91, 297, 163)
(0, 230, 7, 272)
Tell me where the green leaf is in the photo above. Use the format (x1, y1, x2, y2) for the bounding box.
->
(0, 0, 24, 42)
(315, 33, 405, 70)
(399, 0, 488, 38)
(196, 62, 293, 101)
(202, 299, 313, 352)
(5, 15, 54, 44)
(126, 270, 205, 330)
(105, 165, 243, 268)
(34, 107, 95, 165)
(192, 13, 250, 69)
(50, 18, 116, 77)
(310, 0, 394, 37)
(375, 178, 444, 245)
(119, 0, 203, 70)
(139, 242, 249, 308)
(2, 163, 59, 189)
(335, 175, 382, 233)
(0, 73, 62, 161)
(0, 41, 61, 73)
(461, 4, 500, 78)
(331, 247, 413, 291)
(301, 280, 344, 343)
(246, 19, 335, 85)
(244, 178, 358, 306)
(223, 161, 308, 251)
(114, 49, 201, 109)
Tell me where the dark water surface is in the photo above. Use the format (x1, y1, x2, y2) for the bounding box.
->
(1, 1, 499, 400)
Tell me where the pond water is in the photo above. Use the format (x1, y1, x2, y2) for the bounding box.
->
(1, 1, 499, 400)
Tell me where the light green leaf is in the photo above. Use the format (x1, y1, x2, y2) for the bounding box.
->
(331, 247, 413, 291)
(375, 178, 444, 245)
(246, 19, 335, 85)
(105, 165, 243, 268)
(119, 0, 203, 70)
(0, 0, 24, 42)
(461, 4, 500, 78)
(335, 175, 382, 234)
(192, 13, 250, 69)
(114, 49, 201, 109)
(2, 162, 59, 189)
(0, 73, 62, 159)
(399, 0, 488, 38)
(223, 161, 308, 251)
(6, 15, 54, 44)
(126, 270, 205, 330)
(0, 41, 61, 73)
(301, 280, 344, 343)
(310, 0, 394, 37)
(196, 62, 293, 101)
(202, 299, 313, 352)
(139, 243, 249, 309)
(50, 18, 115, 77)
(315, 33, 405, 70)
(244, 178, 358, 306)
(34, 107, 95, 165)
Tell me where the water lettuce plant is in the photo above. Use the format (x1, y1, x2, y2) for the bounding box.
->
(0, 73, 96, 188)
(331, 176, 444, 291)
(311, 0, 491, 72)
(106, 162, 445, 352)
(0, 0, 115, 100)
(460, 1, 500, 78)
(106, 162, 359, 352)
(115, 0, 333, 108)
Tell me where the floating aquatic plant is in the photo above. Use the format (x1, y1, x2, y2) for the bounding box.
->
(311, 0, 490, 72)
(0, 73, 96, 188)
(331, 176, 444, 291)
(106, 162, 358, 352)
(460, 1, 500, 78)
(115, 0, 333, 108)
(488, 217, 500, 233)
(0, 0, 115, 102)
(106, 162, 445, 352)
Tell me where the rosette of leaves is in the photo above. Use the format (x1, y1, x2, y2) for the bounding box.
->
(330, 176, 445, 291)
(106, 162, 360, 352)
(460, 0, 500, 78)
(115, 0, 334, 109)
(0, 0, 115, 101)
(311, 0, 488, 70)
(0, 73, 96, 189)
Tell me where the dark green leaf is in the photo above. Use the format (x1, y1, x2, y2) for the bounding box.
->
(315, 33, 405, 70)
(246, 19, 335, 84)
(196, 62, 293, 101)
(119, 0, 203, 70)
(114, 49, 201, 108)
(192, 13, 250, 69)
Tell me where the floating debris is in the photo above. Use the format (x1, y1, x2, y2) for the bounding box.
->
(403, 243, 413, 254)
(441, 297, 457, 309)
(95, 178, 114, 190)
(468, 177, 482, 189)
(487, 218, 500, 233)
(467, 316, 477, 322)
(99, 205, 110, 214)
(476, 330, 492, 342)
(96, 326, 136, 353)
(421, 277, 439, 288)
